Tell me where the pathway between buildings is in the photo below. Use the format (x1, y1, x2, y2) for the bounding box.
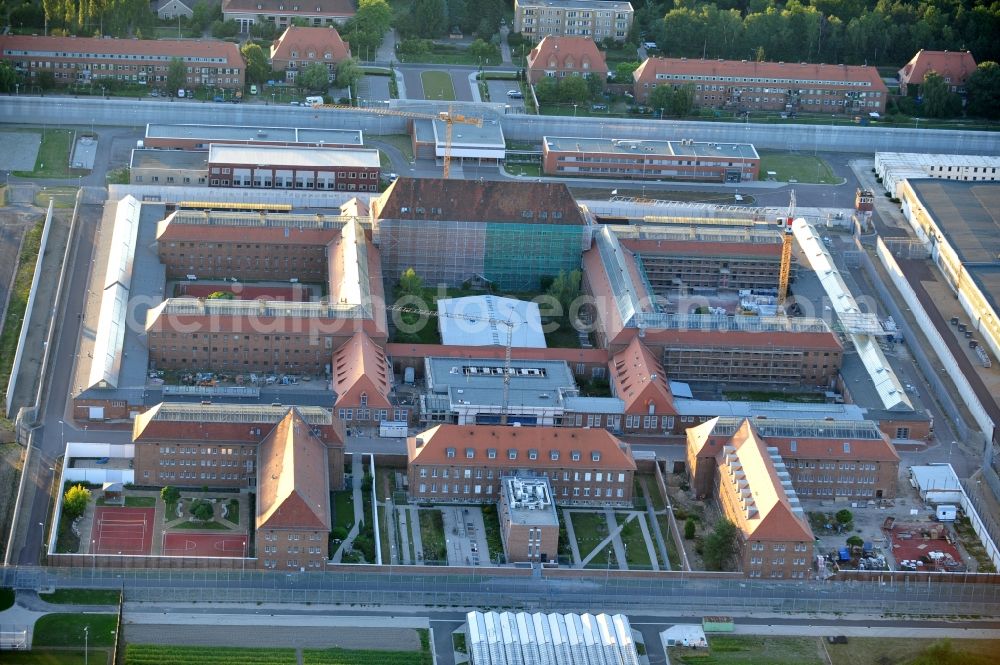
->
(604, 508, 629, 570)
(563, 510, 583, 566)
(332, 456, 365, 563)
(640, 476, 672, 571)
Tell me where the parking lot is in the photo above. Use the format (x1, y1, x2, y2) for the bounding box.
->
(439, 505, 490, 567)
(485, 80, 526, 111)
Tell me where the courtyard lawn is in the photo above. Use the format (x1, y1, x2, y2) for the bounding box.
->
(569, 511, 609, 561)
(332, 490, 355, 532)
(418, 508, 446, 563)
(39, 588, 120, 604)
(671, 636, 823, 665)
(420, 71, 456, 101)
(616, 514, 653, 569)
(13, 129, 74, 178)
(758, 151, 840, 184)
(32, 613, 117, 648)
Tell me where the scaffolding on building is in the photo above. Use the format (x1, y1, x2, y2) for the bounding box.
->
(146, 402, 334, 424)
(165, 209, 370, 229)
(708, 417, 884, 440)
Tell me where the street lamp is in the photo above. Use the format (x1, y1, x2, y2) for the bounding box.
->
(84, 625, 89, 665)
(573, 103, 578, 117)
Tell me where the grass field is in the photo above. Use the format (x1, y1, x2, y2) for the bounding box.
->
(672, 636, 824, 665)
(39, 588, 121, 604)
(34, 186, 79, 209)
(825, 637, 1000, 665)
(506, 163, 541, 176)
(375, 134, 415, 162)
(98, 496, 156, 508)
(0, 220, 42, 396)
(418, 508, 446, 563)
(570, 511, 609, 562)
(126, 645, 297, 664)
(32, 613, 117, 647)
(6, 649, 111, 664)
(332, 490, 355, 532)
(303, 647, 432, 664)
(170, 520, 231, 530)
(420, 71, 456, 101)
(616, 514, 653, 569)
(227, 498, 240, 525)
(14, 130, 74, 178)
(758, 152, 840, 184)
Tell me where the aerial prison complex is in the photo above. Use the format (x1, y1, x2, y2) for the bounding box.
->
(61, 169, 928, 576)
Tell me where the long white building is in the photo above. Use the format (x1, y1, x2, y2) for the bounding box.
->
(875, 152, 1000, 197)
(466, 611, 640, 665)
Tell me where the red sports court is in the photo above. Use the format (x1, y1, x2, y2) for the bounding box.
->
(162, 532, 248, 558)
(90, 507, 154, 555)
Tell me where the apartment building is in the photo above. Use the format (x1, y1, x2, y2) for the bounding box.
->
(633, 57, 887, 114)
(407, 425, 637, 506)
(269, 25, 351, 83)
(542, 137, 759, 183)
(131, 402, 345, 493)
(898, 49, 977, 95)
(525, 36, 608, 84)
(255, 408, 333, 570)
(514, 0, 634, 43)
(223, 0, 355, 33)
(370, 178, 590, 291)
(331, 331, 410, 426)
(687, 418, 814, 579)
(608, 337, 677, 435)
(688, 417, 900, 504)
(0, 35, 245, 90)
(498, 476, 560, 564)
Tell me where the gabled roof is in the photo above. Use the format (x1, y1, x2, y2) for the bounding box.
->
(898, 50, 977, 86)
(609, 337, 675, 414)
(223, 0, 355, 18)
(685, 416, 720, 459)
(371, 178, 586, 226)
(717, 421, 812, 543)
(132, 402, 343, 445)
(330, 331, 392, 408)
(270, 25, 351, 64)
(257, 408, 331, 531)
(0, 35, 242, 63)
(633, 57, 886, 92)
(526, 36, 608, 74)
(408, 424, 636, 471)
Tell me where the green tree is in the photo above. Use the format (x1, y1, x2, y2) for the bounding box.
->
(702, 519, 738, 571)
(534, 76, 560, 104)
(297, 62, 330, 92)
(241, 43, 270, 85)
(546, 269, 582, 321)
(335, 57, 362, 89)
(63, 484, 92, 519)
(410, 0, 447, 38)
(166, 57, 186, 94)
(614, 61, 640, 83)
(190, 499, 214, 521)
(356, 0, 392, 33)
(921, 71, 962, 118)
(648, 84, 673, 116)
(665, 83, 695, 117)
(684, 517, 696, 540)
(834, 508, 853, 528)
(37, 71, 55, 89)
(468, 39, 498, 64)
(399, 267, 424, 297)
(331, 526, 349, 540)
(190, 0, 221, 32)
(160, 486, 180, 504)
(0, 61, 18, 93)
(211, 18, 239, 39)
(558, 74, 591, 104)
(966, 61, 1000, 119)
(846, 535, 864, 548)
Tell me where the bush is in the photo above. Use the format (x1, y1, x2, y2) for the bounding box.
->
(684, 517, 696, 540)
(331, 526, 348, 540)
(63, 485, 92, 520)
(160, 486, 180, 504)
(190, 499, 214, 521)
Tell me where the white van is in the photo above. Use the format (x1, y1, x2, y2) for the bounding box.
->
(305, 95, 324, 106)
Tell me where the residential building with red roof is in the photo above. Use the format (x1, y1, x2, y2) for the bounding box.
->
(686, 418, 814, 579)
(407, 424, 637, 506)
(898, 49, 977, 95)
(632, 57, 887, 115)
(688, 417, 900, 505)
(525, 36, 608, 84)
(609, 337, 676, 434)
(131, 402, 345, 495)
(331, 331, 405, 425)
(270, 25, 351, 84)
(223, 0, 355, 33)
(0, 35, 245, 90)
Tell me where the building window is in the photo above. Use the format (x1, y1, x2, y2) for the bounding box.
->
(508, 449, 517, 460)
(488, 448, 497, 459)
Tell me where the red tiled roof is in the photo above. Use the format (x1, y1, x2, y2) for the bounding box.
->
(0, 34, 243, 63)
(634, 57, 887, 93)
(372, 178, 586, 226)
(270, 26, 351, 67)
(609, 337, 675, 414)
(330, 331, 393, 408)
(408, 424, 636, 472)
(526, 36, 608, 75)
(156, 220, 340, 246)
(256, 408, 331, 531)
(223, 0, 355, 18)
(898, 50, 977, 86)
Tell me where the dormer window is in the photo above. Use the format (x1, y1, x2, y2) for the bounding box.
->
(508, 449, 517, 460)
(465, 448, 474, 459)
(360, 392, 368, 406)
(550, 450, 559, 461)
(307, 51, 315, 58)
(446, 447, 456, 458)
(291, 50, 298, 58)
(591, 452, 601, 462)
(528, 449, 538, 460)
(571, 451, 581, 461)
(324, 52, 332, 59)
(487, 448, 497, 459)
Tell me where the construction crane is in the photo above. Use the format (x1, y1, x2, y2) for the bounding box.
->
(776, 190, 796, 309)
(386, 304, 516, 424)
(313, 103, 483, 179)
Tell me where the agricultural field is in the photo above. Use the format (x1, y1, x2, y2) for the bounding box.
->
(125, 645, 296, 664)
(671, 636, 824, 665)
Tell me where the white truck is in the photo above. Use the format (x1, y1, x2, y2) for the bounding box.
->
(935, 504, 958, 522)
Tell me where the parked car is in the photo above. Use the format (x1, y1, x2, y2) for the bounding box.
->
(507, 90, 524, 99)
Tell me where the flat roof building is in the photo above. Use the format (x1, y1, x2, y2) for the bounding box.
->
(411, 118, 506, 167)
(498, 476, 559, 563)
(514, 0, 635, 43)
(633, 57, 888, 114)
(144, 123, 364, 151)
(130, 149, 209, 187)
(206, 144, 380, 191)
(0, 35, 245, 90)
(542, 137, 760, 183)
(874, 152, 1000, 197)
(437, 295, 546, 348)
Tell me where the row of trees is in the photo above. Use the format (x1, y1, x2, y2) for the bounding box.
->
(534, 75, 604, 106)
(636, 0, 1000, 68)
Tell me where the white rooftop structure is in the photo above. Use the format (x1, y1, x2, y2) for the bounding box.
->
(207, 144, 381, 169)
(501, 476, 558, 528)
(875, 152, 1000, 197)
(909, 464, 963, 503)
(791, 218, 912, 412)
(437, 295, 546, 348)
(660, 624, 708, 649)
(467, 611, 640, 665)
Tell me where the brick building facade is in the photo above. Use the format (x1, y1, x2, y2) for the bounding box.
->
(206, 144, 380, 192)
